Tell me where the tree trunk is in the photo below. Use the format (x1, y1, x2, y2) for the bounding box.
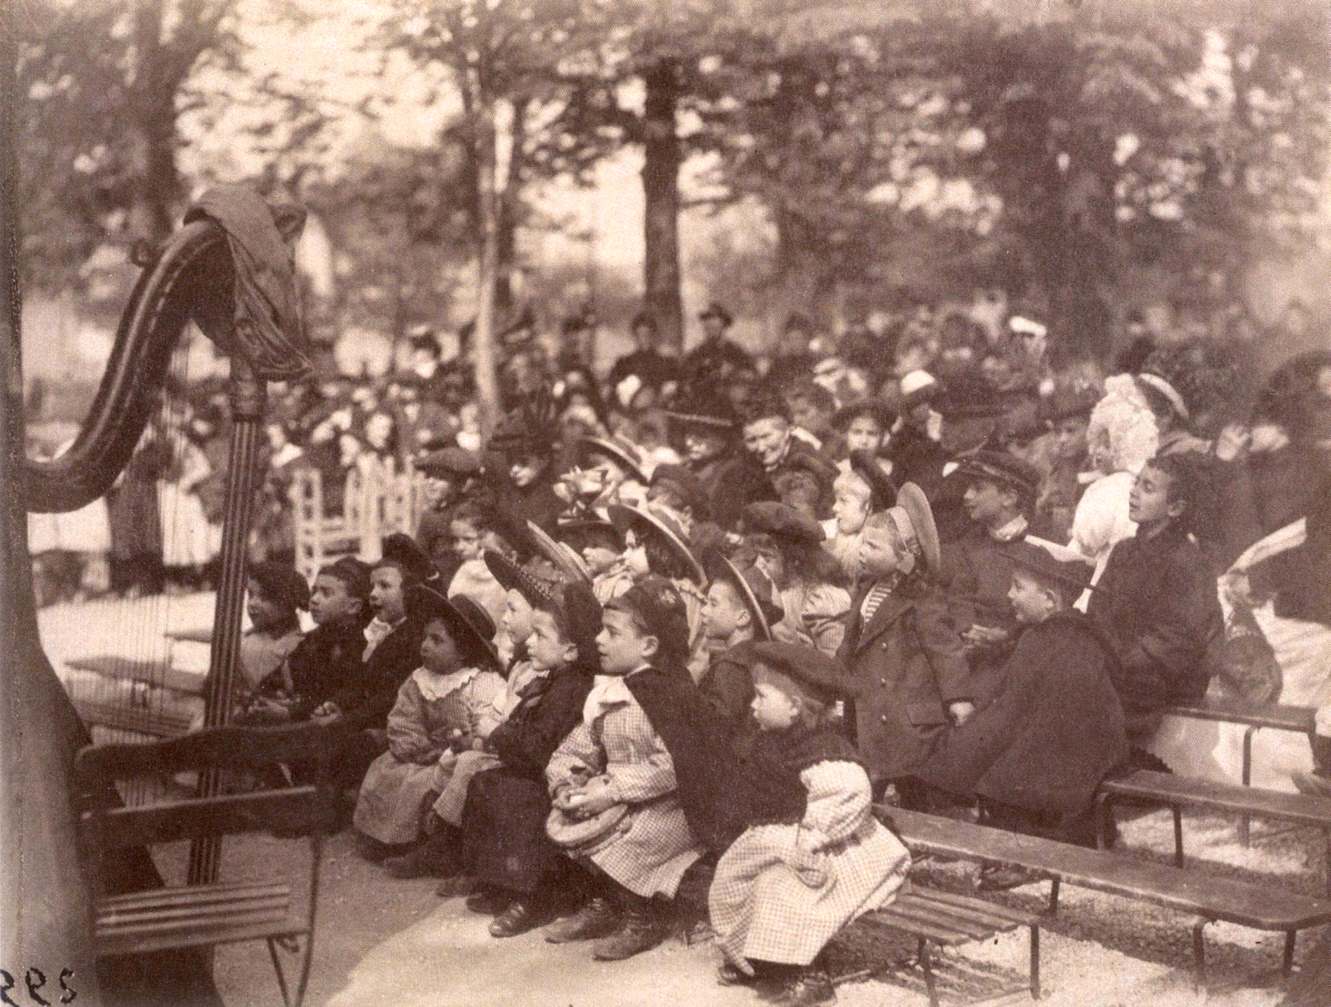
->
(641, 57, 684, 354)
(472, 91, 502, 438)
(128, 0, 178, 244)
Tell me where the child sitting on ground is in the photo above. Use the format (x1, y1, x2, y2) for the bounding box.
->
(562, 518, 635, 605)
(445, 502, 508, 625)
(453, 574, 602, 936)
(708, 642, 911, 1007)
(233, 561, 309, 716)
(353, 586, 505, 866)
(543, 577, 719, 961)
(239, 557, 370, 724)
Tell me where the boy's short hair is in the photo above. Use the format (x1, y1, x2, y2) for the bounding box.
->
(318, 557, 372, 602)
(607, 575, 690, 669)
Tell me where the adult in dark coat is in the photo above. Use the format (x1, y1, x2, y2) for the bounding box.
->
(606, 311, 682, 396)
(680, 302, 753, 386)
(1087, 455, 1224, 737)
(916, 543, 1129, 849)
(665, 386, 774, 532)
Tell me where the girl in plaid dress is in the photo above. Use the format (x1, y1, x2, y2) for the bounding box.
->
(709, 642, 910, 1006)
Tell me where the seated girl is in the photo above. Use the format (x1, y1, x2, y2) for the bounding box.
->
(709, 642, 910, 1006)
(353, 586, 505, 865)
(233, 561, 309, 715)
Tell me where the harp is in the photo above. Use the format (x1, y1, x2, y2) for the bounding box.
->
(2, 39, 310, 996)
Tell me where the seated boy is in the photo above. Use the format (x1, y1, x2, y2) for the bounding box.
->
(542, 576, 726, 961)
(698, 546, 782, 738)
(915, 541, 1130, 883)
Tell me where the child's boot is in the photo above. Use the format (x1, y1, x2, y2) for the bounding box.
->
(1293, 734, 1331, 797)
(591, 894, 671, 961)
(543, 895, 621, 944)
(772, 965, 836, 1006)
(383, 818, 460, 878)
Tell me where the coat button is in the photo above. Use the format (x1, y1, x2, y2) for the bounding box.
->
(880, 678, 888, 687)
(880, 714, 888, 724)
(881, 641, 888, 650)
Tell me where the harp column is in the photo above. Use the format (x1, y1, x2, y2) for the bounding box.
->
(187, 356, 266, 885)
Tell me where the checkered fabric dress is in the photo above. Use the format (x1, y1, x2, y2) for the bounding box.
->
(708, 760, 911, 970)
(546, 694, 705, 898)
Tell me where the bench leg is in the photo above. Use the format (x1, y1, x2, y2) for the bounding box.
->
(1283, 931, 1296, 977)
(918, 937, 939, 1007)
(1239, 726, 1256, 846)
(267, 938, 293, 1007)
(1030, 924, 1041, 1000)
(1172, 805, 1184, 868)
(1094, 792, 1113, 851)
(1046, 877, 1060, 916)
(1191, 918, 1209, 992)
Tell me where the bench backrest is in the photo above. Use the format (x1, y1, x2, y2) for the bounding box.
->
(1166, 696, 1316, 732)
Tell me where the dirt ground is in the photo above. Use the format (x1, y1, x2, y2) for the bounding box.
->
(189, 805, 1326, 1007)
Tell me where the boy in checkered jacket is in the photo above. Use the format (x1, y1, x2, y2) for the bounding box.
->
(708, 642, 910, 1006)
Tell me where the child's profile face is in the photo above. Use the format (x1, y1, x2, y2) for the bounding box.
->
(962, 478, 1010, 527)
(509, 454, 546, 488)
(750, 680, 800, 732)
(501, 589, 535, 644)
(683, 430, 728, 464)
(369, 566, 407, 623)
(845, 416, 885, 454)
(1008, 570, 1053, 625)
(581, 542, 620, 575)
(1128, 464, 1181, 526)
(528, 609, 576, 672)
(702, 579, 747, 642)
(1052, 417, 1088, 462)
(833, 483, 871, 535)
(450, 519, 482, 561)
(622, 531, 649, 577)
(595, 607, 655, 676)
(309, 574, 358, 625)
(245, 578, 289, 633)
(859, 525, 903, 578)
(420, 618, 461, 672)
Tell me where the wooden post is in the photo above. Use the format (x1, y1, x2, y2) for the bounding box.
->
(187, 357, 266, 885)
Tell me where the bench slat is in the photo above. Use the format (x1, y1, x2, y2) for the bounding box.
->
(887, 897, 1005, 940)
(861, 908, 969, 946)
(100, 896, 289, 930)
(99, 881, 290, 913)
(880, 806, 1331, 932)
(1166, 697, 1315, 733)
(96, 913, 308, 958)
(98, 903, 290, 937)
(1102, 771, 1331, 826)
(909, 887, 1037, 928)
(65, 656, 206, 696)
(74, 700, 195, 739)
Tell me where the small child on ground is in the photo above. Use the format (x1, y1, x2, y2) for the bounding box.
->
(709, 641, 911, 1006)
(354, 586, 505, 865)
(233, 561, 309, 716)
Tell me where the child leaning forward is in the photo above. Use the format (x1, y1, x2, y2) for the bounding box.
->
(709, 642, 910, 1006)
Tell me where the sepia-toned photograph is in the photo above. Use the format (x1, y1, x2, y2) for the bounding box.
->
(2, 1, 1329, 1004)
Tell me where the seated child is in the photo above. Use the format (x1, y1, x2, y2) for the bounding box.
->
(456, 577, 602, 936)
(561, 518, 635, 605)
(353, 586, 504, 863)
(445, 502, 508, 625)
(822, 453, 895, 584)
(607, 503, 709, 680)
(233, 561, 309, 716)
(839, 484, 969, 802)
(698, 546, 782, 738)
(240, 556, 370, 724)
(709, 642, 910, 1005)
(542, 576, 717, 961)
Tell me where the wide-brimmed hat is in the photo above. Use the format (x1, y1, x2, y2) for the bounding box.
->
(832, 398, 897, 433)
(665, 386, 739, 433)
(558, 518, 625, 553)
(406, 584, 499, 668)
(699, 301, 733, 326)
(886, 482, 940, 576)
(378, 532, 436, 585)
(847, 451, 897, 512)
(1007, 538, 1096, 596)
(248, 561, 310, 612)
(702, 547, 782, 641)
(747, 641, 858, 702)
(484, 549, 560, 609)
(526, 520, 594, 586)
(607, 504, 706, 586)
(577, 435, 648, 483)
(742, 501, 824, 547)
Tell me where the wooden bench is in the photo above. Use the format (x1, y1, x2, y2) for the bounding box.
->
(1164, 696, 1317, 844)
(877, 805, 1331, 988)
(76, 721, 351, 1007)
(861, 885, 1041, 1005)
(1096, 770, 1331, 892)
